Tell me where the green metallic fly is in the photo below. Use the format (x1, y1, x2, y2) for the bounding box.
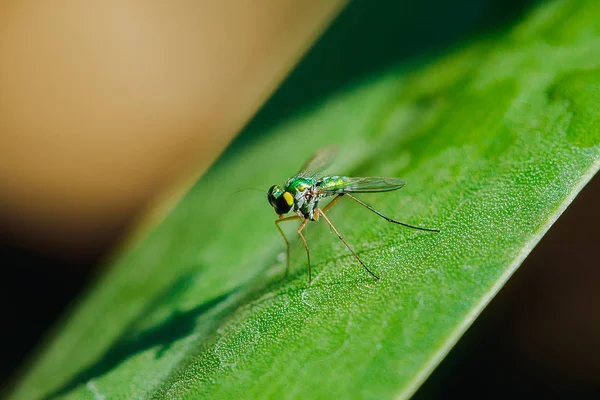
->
(267, 146, 439, 283)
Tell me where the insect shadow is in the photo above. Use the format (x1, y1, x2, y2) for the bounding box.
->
(45, 269, 242, 399)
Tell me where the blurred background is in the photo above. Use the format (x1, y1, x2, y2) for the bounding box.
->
(2, 0, 599, 397)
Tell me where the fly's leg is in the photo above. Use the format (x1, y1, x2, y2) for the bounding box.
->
(275, 215, 300, 278)
(295, 194, 343, 283)
(345, 193, 439, 232)
(296, 219, 312, 282)
(320, 193, 344, 214)
(315, 208, 380, 280)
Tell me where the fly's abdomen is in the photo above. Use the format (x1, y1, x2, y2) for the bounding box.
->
(318, 176, 405, 193)
(317, 176, 350, 193)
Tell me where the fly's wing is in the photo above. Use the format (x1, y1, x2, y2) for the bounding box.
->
(320, 176, 406, 194)
(295, 145, 338, 178)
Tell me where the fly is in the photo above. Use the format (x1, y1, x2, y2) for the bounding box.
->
(267, 146, 439, 283)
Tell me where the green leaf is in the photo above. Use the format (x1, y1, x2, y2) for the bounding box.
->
(8, 1, 600, 399)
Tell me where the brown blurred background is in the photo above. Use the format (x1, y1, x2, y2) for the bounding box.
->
(2, 0, 599, 398)
(0, 0, 345, 259)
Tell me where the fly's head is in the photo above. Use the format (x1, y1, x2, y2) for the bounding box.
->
(267, 185, 294, 217)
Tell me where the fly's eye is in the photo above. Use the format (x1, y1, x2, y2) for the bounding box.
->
(267, 185, 293, 214)
(276, 192, 293, 214)
(267, 185, 282, 208)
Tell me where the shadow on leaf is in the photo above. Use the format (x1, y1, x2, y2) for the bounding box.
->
(46, 271, 241, 399)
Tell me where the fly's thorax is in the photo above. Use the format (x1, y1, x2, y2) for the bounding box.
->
(284, 177, 316, 195)
(284, 177, 323, 219)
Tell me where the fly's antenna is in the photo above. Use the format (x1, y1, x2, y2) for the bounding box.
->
(345, 193, 440, 232)
(226, 187, 267, 202)
(230, 187, 267, 196)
